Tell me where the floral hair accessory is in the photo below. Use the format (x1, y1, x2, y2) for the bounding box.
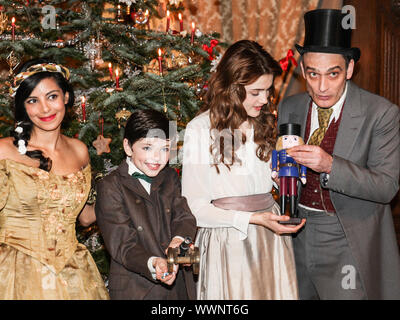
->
(14, 126, 23, 134)
(17, 139, 27, 155)
(9, 63, 70, 97)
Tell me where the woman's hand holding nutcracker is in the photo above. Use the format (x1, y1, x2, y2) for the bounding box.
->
(249, 211, 306, 235)
(271, 170, 280, 187)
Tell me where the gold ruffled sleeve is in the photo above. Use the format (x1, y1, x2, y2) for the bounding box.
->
(0, 160, 9, 210)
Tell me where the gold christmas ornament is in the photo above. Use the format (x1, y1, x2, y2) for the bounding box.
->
(134, 8, 149, 28)
(115, 108, 132, 128)
(167, 50, 189, 69)
(143, 58, 160, 74)
(0, 12, 7, 35)
(6, 51, 21, 76)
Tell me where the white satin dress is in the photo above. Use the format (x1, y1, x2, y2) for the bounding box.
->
(181, 111, 298, 300)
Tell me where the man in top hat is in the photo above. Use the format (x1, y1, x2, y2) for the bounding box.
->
(277, 9, 400, 299)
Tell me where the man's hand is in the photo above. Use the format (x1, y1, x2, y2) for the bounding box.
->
(287, 145, 333, 173)
(153, 257, 178, 286)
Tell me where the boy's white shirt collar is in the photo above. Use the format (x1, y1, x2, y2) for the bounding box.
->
(126, 156, 145, 176)
(126, 157, 151, 194)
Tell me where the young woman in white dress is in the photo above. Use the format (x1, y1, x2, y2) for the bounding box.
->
(182, 40, 305, 300)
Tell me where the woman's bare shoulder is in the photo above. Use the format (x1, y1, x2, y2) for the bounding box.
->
(0, 137, 19, 161)
(63, 136, 90, 166)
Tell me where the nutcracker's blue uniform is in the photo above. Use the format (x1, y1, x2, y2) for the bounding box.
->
(272, 149, 306, 216)
(272, 149, 307, 178)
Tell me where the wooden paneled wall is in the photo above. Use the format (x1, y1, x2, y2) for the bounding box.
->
(344, 0, 400, 245)
(379, 2, 400, 106)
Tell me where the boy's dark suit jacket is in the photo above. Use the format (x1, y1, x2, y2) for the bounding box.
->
(95, 161, 197, 300)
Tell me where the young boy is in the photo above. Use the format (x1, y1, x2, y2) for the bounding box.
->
(95, 109, 197, 300)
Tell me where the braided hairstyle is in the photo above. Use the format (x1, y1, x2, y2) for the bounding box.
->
(12, 58, 75, 171)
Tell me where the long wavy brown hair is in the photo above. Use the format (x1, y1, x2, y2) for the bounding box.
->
(198, 40, 282, 172)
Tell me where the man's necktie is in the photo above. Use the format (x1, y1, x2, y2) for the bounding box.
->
(308, 107, 333, 146)
(132, 172, 153, 184)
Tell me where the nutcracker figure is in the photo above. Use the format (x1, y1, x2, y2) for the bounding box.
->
(272, 123, 307, 225)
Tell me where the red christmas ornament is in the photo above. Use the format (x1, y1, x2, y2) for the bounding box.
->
(202, 39, 219, 60)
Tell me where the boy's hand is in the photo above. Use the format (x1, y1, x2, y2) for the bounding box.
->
(165, 236, 184, 255)
(153, 257, 178, 285)
(166, 237, 193, 267)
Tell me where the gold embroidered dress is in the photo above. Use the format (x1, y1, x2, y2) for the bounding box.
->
(0, 159, 109, 300)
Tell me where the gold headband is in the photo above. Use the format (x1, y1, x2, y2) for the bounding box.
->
(9, 63, 70, 97)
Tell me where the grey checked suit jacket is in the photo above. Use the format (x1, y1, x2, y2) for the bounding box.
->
(278, 81, 400, 299)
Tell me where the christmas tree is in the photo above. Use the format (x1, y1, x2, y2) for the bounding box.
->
(0, 0, 221, 281)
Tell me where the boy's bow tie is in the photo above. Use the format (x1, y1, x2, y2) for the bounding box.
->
(131, 172, 153, 184)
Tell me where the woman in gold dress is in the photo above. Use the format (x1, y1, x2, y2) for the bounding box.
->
(0, 59, 109, 299)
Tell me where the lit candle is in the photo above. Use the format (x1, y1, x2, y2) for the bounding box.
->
(131, 9, 136, 24)
(158, 49, 163, 75)
(166, 10, 170, 32)
(11, 17, 15, 41)
(191, 22, 195, 45)
(108, 63, 113, 79)
(115, 69, 120, 88)
(116, 4, 124, 23)
(178, 13, 183, 32)
(81, 96, 86, 122)
(145, 9, 150, 29)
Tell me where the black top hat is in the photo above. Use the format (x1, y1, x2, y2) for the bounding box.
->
(295, 9, 361, 62)
(279, 123, 301, 137)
